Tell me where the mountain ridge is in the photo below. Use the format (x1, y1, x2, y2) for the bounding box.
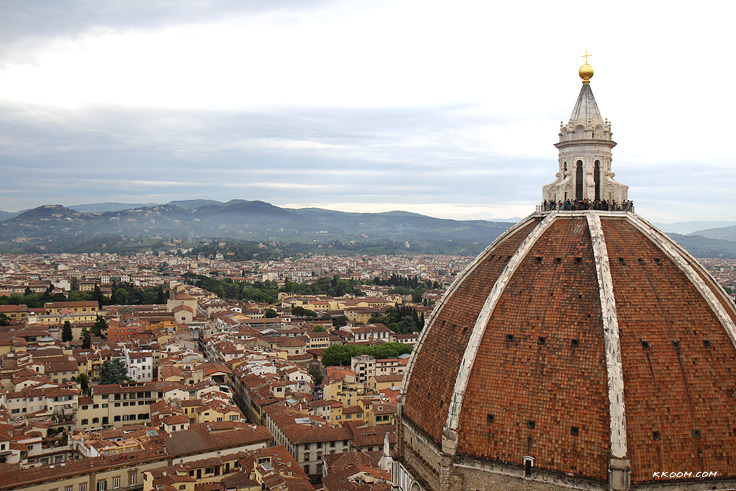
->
(0, 201, 734, 257)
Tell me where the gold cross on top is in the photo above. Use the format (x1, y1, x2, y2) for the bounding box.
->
(581, 50, 592, 64)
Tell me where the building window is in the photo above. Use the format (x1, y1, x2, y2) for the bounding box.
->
(112, 477, 119, 489)
(79, 485, 87, 491)
(97, 480, 107, 491)
(128, 473, 136, 486)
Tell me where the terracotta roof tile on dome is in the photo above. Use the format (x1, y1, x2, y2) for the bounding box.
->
(455, 216, 610, 479)
(601, 217, 736, 483)
(403, 217, 542, 442)
(399, 211, 736, 489)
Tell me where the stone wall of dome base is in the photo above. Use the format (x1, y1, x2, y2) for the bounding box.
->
(629, 480, 736, 490)
(397, 415, 733, 491)
(399, 415, 607, 490)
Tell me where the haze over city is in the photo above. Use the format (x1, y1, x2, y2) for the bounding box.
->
(1, 1, 734, 223)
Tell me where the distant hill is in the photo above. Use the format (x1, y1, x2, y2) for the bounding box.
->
(666, 233, 736, 258)
(654, 221, 736, 235)
(688, 225, 736, 243)
(167, 199, 224, 210)
(1, 200, 733, 258)
(0, 210, 21, 221)
(0, 201, 512, 255)
(68, 202, 158, 213)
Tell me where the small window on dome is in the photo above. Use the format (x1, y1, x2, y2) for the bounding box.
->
(653, 431, 661, 440)
(527, 420, 536, 429)
(642, 341, 650, 350)
(537, 337, 546, 345)
(575, 257, 582, 264)
(570, 426, 579, 436)
(673, 340, 681, 350)
(487, 414, 494, 424)
(571, 339, 579, 348)
(534, 256, 542, 264)
(555, 257, 562, 264)
(693, 429, 701, 439)
(618, 258, 627, 266)
(637, 258, 644, 264)
(654, 258, 662, 265)
(505, 334, 514, 343)
(703, 340, 712, 349)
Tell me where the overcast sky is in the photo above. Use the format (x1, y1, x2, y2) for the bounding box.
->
(0, 0, 733, 223)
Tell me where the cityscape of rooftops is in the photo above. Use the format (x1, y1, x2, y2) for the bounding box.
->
(0, 2, 734, 490)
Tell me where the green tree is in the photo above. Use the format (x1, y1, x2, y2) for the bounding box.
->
(321, 344, 354, 367)
(92, 284, 106, 305)
(0, 313, 10, 326)
(312, 325, 327, 333)
(80, 327, 91, 349)
(98, 359, 131, 385)
(308, 366, 324, 386)
(292, 306, 318, 317)
(265, 309, 277, 318)
(321, 342, 413, 367)
(111, 287, 129, 305)
(91, 315, 108, 337)
(332, 315, 348, 328)
(68, 291, 92, 302)
(155, 285, 166, 304)
(77, 373, 90, 395)
(61, 320, 73, 342)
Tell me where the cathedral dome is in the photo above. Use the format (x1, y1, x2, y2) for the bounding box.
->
(394, 61, 736, 491)
(399, 211, 736, 489)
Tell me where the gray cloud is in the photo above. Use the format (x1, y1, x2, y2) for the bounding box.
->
(0, 1, 733, 223)
(0, 100, 547, 214)
(0, 0, 336, 43)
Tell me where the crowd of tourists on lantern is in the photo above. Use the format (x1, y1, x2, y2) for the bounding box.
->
(541, 198, 634, 212)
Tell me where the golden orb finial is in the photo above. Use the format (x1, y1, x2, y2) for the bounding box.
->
(579, 50, 594, 83)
